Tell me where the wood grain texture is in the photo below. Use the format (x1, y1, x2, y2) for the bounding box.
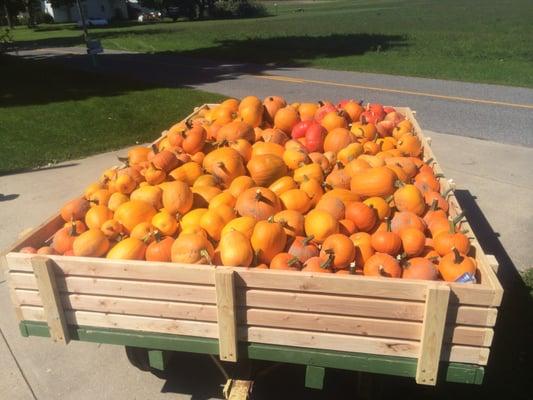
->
(31, 257, 69, 344)
(416, 284, 450, 385)
(215, 268, 238, 362)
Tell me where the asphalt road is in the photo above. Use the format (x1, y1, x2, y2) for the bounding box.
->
(13, 46, 533, 147)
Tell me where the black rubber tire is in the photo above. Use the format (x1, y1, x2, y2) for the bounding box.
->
(125, 346, 151, 371)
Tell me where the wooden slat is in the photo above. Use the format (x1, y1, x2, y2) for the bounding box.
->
(6, 252, 215, 285)
(15, 290, 218, 321)
(31, 257, 69, 344)
(14, 289, 493, 346)
(3, 214, 64, 254)
(416, 284, 450, 385)
(235, 268, 428, 301)
(215, 268, 238, 362)
(20, 305, 489, 365)
(10, 272, 216, 304)
(20, 306, 219, 339)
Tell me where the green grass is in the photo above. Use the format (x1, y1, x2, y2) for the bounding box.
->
(10, 0, 533, 87)
(0, 56, 223, 173)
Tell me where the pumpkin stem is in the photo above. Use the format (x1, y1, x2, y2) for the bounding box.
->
(200, 249, 213, 265)
(216, 161, 228, 172)
(151, 143, 159, 154)
(452, 247, 463, 264)
(117, 156, 129, 165)
(427, 256, 440, 263)
(394, 179, 404, 188)
(435, 173, 445, 178)
(377, 265, 388, 277)
(424, 158, 434, 166)
(347, 264, 356, 274)
(318, 100, 325, 107)
(320, 253, 333, 269)
(321, 182, 333, 190)
(153, 230, 162, 243)
(185, 119, 192, 129)
(255, 189, 271, 205)
(385, 217, 392, 232)
(385, 195, 394, 203)
(448, 219, 455, 234)
(287, 257, 301, 268)
(336, 160, 344, 169)
(430, 199, 439, 211)
(69, 221, 77, 237)
(452, 212, 465, 226)
(303, 235, 314, 245)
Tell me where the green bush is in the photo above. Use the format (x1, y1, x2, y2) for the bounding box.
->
(212, 0, 267, 18)
(522, 268, 533, 298)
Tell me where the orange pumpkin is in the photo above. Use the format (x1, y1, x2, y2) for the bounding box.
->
(217, 120, 255, 142)
(114, 200, 157, 233)
(363, 253, 401, 278)
(323, 128, 354, 154)
(321, 111, 348, 132)
(394, 184, 426, 216)
(438, 248, 477, 282)
(130, 185, 162, 209)
(299, 177, 324, 207)
(269, 176, 298, 196)
(400, 227, 426, 257)
(146, 235, 174, 262)
(304, 209, 339, 243)
(52, 223, 84, 254)
(424, 191, 449, 212)
(326, 167, 351, 190)
(287, 236, 319, 264)
(273, 209, 305, 238)
(320, 234, 355, 270)
(161, 181, 193, 216)
(270, 252, 302, 271)
(397, 134, 422, 157)
(391, 211, 426, 234)
(263, 96, 287, 122)
(235, 187, 281, 220)
(152, 210, 179, 236)
(350, 232, 374, 267)
(240, 102, 264, 127)
(191, 185, 221, 208)
(301, 256, 333, 273)
(219, 230, 253, 267)
(274, 106, 300, 134)
(363, 196, 391, 220)
(108, 192, 129, 212)
(221, 216, 257, 239)
(199, 209, 227, 241)
(345, 202, 377, 232)
(315, 196, 345, 220)
(60, 197, 90, 222)
(414, 171, 441, 194)
(283, 148, 310, 170)
(433, 224, 470, 256)
(251, 219, 287, 264)
(228, 175, 256, 198)
(169, 162, 203, 186)
(193, 174, 219, 188)
(370, 218, 402, 256)
(279, 189, 312, 214)
(85, 205, 113, 230)
(72, 229, 110, 257)
(203, 147, 246, 187)
(101, 219, 123, 240)
(144, 163, 166, 185)
(171, 232, 214, 265)
(293, 162, 324, 184)
(350, 166, 397, 198)
(261, 128, 289, 145)
(337, 143, 364, 165)
(298, 103, 319, 121)
(127, 146, 151, 166)
(402, 257, 438, 280)
(107, 237, 146, 260)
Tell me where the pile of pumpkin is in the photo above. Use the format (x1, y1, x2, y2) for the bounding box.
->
(20, 96, 477, 282)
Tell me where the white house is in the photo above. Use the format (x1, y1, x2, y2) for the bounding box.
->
(40, 0, 128, 23)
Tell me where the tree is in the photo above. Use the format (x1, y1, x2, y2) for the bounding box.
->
(1, 0, 13, 27)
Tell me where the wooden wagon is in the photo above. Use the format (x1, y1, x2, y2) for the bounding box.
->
(1, 106, 503, 397)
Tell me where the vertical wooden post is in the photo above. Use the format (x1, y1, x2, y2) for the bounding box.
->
(31, 257, 70, 344)
(215, 267, 237, 362)
(415, 283, 450, 385)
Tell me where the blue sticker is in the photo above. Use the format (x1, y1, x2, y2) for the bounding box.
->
(455, 272, 477, 284)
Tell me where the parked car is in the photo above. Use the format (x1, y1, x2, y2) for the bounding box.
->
(137, 9, 162, 22)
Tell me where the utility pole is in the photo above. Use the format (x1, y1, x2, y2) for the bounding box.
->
(75, 0, 88, 43)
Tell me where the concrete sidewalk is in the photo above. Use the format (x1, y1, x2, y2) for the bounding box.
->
(1, 130, 532, 399)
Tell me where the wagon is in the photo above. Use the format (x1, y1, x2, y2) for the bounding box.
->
(1, 106, 503, 398)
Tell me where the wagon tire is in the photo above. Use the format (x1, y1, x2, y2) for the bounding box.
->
(125, 346, 151, 371)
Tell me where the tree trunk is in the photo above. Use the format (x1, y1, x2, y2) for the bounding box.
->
(25, 0, 35, 27)
(3, 0, 13, 27)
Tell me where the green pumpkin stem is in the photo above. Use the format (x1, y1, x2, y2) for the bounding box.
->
(385, 217, 392, 232)
(452, 247, 463, 264)
(320, 253, 334, 269)
(151, 143, 159, 154)
(452, 212, 465, 226)
(287, 257, 301, 268)
(394, 179, 404, 188)
(443, 187, 454, 197)
(303, 235, 314, 245)
(200, 249, 213, 265)
(424, 157, 434, 166)
(69, 221, 77, 237)
(430, 199, 439, 211)
(435, 173, 445, 178)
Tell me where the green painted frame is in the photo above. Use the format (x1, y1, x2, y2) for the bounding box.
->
(19, 320, 484, 385)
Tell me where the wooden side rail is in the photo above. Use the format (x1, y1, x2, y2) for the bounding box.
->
(216, 267, 238, 362)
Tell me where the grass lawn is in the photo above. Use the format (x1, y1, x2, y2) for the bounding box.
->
(10, 0, 533, 88)
(0, 56, 223, 173)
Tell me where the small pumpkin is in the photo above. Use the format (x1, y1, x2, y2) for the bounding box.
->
(85, 205, 113, 230)
(283, 148, 310, 170)
(337, 143, 364, 165)
(161, 181, 193, 216)
(114, 200, 157, 233)
(191, 185, 221, 208)
(221, 216, 257, 239)
(279, 189, 312, 214)
(323, 128, 354, 154)
(228, 175, 256, 198)
(107, 237, 146, 260)
(325, 167, 351, 190)
(152, 210, 179, 236)
(402, 257, 438, 280)
(263, 96, 287, 121)
(108, 192, 129, 212)
(438, 248, 477, 282)
(60, 197, 90, 222)
(199, 209, 227, 241)
(301, 256, 333, 273)
(288, 236, 319, 264)
(169, 162, 203, 186)
(299, 177, 324, 207)
(146, 234, 174, 262)
(270, 252, 302, 271)
(72, 229, 110, 257)
(363, 253, 401, 278)
(269, 176, 298, 196)
(219, 230, 253, 267)
(261, 128, 289, 145)
(298, 103, 319, 121)
(400, 227, 426, 257)
(345, 201, 377, 232)
(130, 185, 162, 209)
(217, 120, 255, 142)
(101, 219, 123, 240)
(203, 147, 246, 187)
(235, 187, 281, 221)
(52, 222, 84, 254)
(350, 232, 374, 266)
(391, 211, 426, 234)
(315, 196, 345, 220)
(350, 166, 397, 198)
(321, 111, 349, 132)
(193, 174, 219, 188)
(397, 134, 422, 157)
(304, 209, 339, 243)
(293, 162, 324, 184)
(171, 232, 214, 265)
(363, 196, 391, 220)
(247, 154, 288, 187)
(274, 106, 300, 134)
(370, 218, 402, 256)
(209, 191, 236, 209)
(394, 183, 426, 216)
(433, 221, 470, 256)
(251, 219, 287, 264)
(273, 209, 305, 238)
(320, 234, 355, 270)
